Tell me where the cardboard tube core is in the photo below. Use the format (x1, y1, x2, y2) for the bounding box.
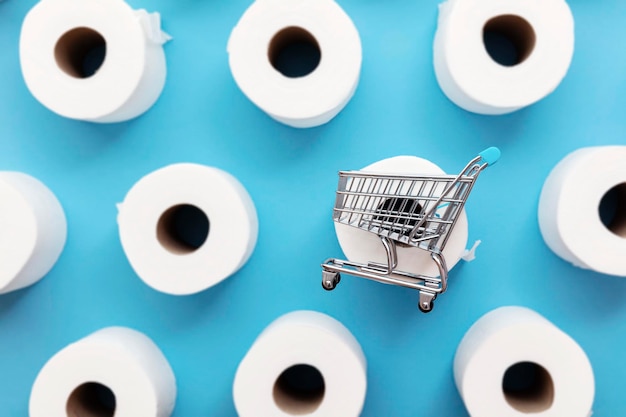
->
(502, 361, 555, 413)
(55, 27, 107, 78)
(269, 26, 321, 78)
(483, 15, 536, 66)
(157, 204, 210, 254)
(66, 382, 116, 417)
(273, 364, 325, 415)
(599, 183, 626, 238)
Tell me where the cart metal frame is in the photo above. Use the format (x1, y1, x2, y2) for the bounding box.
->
(321, 148, 500, 312)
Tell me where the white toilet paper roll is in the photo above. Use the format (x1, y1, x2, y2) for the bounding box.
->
(30, 327, 177, 417)
(228, 0, 362, 128)
(0, 172, 66, 295)
(454, 306, 594, 417)
(335, 156, 469, 278)
(233, 311, 366, 417)
(539, 146, 626, 276)
(20, 0, 170, 123)
(118, 163, 258, 295)
(433, 0, 574, 114)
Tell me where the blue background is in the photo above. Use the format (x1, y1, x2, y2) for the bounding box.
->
(1, 0, 625, 415)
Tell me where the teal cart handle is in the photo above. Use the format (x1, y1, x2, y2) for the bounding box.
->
(479, 147, 501, 166)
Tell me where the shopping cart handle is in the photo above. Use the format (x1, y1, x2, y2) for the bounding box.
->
(479, 147, 501, 166)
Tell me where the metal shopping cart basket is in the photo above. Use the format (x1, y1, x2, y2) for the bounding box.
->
(321, 147, 500, 313)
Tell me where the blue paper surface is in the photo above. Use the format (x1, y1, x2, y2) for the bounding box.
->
(1, 0, 625, 415)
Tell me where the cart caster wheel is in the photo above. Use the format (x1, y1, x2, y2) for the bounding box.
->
(418, 291, 437, 313)
(322, 272, 340, 291)
(418, 299, 434, 313)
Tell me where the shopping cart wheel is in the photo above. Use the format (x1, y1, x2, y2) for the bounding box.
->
(322, 271, 341, 291)
(418, 292, 436, 313)
(418, 300, 434, 313)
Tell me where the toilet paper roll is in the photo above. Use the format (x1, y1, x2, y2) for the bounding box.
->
(454, 306, 594, 417)
(539, 146, 626, 276)
(20, 0, 170, 123)
(0, 172, 66, 295)
(433, 0, 574, 114)
(233, 311, 366, 417)
(335, 156, 469, 278)
(30, 327, 176, 417)
(118, 163, 258, 295)
(228, 0, 362, 128)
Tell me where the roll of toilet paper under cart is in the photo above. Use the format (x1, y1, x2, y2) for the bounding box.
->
(30, 327, 177, 417)
(228, 0, 362, 128)
(454, 306, 594, 417)
(20, 0, 170, 122)
(333, 155, 470, 281)
(0, 172, 66, 295)
(433, 0, 574, 114)
(233, 310, 367, 417)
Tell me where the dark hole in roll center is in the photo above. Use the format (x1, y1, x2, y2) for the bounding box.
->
(54, 27, 107, 78)
(502, 361, 554, 413)
(157, 204, 210, 254)
(66, 382, 116, 417)
(483, 15, 536, 67)
(268, 26, 321, 78)
(374, 198, 424, 240)
(599, 182, 626, 238)
(273, 364, 325, 415)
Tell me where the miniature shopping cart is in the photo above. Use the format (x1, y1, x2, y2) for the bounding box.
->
(321, 147, 500, 313)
